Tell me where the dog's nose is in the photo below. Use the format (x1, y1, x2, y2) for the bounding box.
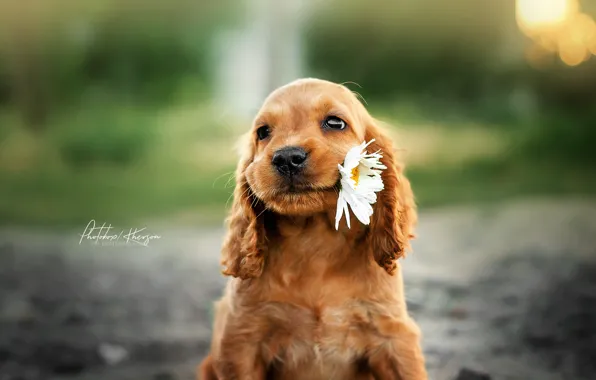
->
(272, 146, 308, 176)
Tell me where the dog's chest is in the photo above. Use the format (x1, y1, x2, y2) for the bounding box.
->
(258, 298, 385, 378)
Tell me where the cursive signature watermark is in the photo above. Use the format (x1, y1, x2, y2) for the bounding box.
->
(79, 220, 162, 247)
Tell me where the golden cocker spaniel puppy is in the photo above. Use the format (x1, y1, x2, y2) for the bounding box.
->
(199, 78, 427, 380)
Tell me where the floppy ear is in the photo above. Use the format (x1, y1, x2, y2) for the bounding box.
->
(365, 120, 417, 275)
(220, 136, 267, 279)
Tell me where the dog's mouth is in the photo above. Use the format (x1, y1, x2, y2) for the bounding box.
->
(285, 183, 337, 194)
(250, 178, 340, 216)
(247, 171, 341, 215)
(279, 176, 340, 195)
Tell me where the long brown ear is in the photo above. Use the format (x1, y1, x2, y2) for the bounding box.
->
(365, 120, 417, 275)
(220, 137, 267, 279)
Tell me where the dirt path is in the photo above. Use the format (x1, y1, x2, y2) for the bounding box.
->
(1, 198, 596, 380)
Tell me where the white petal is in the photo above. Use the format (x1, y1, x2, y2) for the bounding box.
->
(359, 165, 379, 177)
(362, 139, 375, 150)
(344, 198, 351, 229)
(361, 156, 386, 170)
(358, 181, 384, 194)
(355, 174, 384, 193)
(338, 165, 358, 190)
(358, 191, 377, 204)
(344, 190, 372, 225)
(343, 147, 362, 169)
(335, 192, 345, 230)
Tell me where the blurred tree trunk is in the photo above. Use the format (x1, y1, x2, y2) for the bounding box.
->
(214, 0, 307, 118)
(264, 0, 305, 92)
(8, 35, 49, 131)
(0, 1, 50, 132)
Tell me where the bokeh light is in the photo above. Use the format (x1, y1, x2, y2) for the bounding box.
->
(516, 0, 596, 66)
(516, 0, 575, 30)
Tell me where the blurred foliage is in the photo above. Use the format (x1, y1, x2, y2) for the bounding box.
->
(0, 100, 238, 226)
(306, 0, 508, 102)
(0, 0, 236, 125)
(520, 109, 596, 166)
(55, 106, 156, 167)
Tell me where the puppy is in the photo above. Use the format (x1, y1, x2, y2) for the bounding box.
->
(199, 78, 427, 380)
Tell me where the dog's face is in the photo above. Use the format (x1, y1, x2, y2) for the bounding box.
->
(221, 78, 416, 279)
(245, 79, 368, 215)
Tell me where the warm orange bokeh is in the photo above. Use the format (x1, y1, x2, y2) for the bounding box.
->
(516, 0, 596, 66)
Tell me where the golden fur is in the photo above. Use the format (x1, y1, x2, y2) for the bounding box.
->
(199, 78, 427, 380)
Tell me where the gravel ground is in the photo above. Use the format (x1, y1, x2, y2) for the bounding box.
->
(1, 198, 596, 380)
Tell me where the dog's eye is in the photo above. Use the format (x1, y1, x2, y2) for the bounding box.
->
(323, 116, 347, 130)
(256, 126, 270, 140)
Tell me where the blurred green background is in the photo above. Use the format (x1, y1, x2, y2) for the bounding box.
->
(0, 0, 595, 227)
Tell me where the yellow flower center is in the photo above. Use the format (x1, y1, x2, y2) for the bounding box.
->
(350, 166, 360, 187)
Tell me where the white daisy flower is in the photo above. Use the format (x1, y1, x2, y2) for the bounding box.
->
(335, 139, 386, 230)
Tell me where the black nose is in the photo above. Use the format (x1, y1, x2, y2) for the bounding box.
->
(271, 146, 308, 176)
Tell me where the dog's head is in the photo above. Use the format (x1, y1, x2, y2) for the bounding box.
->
(221, 79, 416, 278)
